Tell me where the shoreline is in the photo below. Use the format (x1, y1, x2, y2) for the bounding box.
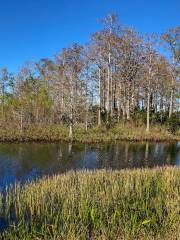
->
(0, 124, 179, 144)
(0, 134, 179, 144)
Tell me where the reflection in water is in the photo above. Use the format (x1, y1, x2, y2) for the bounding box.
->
(0, 142, 179, 188)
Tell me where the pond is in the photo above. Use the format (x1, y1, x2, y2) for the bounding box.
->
(0, 141, 179, 189)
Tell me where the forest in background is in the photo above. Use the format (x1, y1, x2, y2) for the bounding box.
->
(0, 14, 179, 137)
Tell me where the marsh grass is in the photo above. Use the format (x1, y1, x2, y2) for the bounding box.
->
(0, 123, 179, 143)
(0, 167, 179, 239)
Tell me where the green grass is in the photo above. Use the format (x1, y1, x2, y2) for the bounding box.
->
(0, 123, 179, 143)
(0, 167, 180, 239)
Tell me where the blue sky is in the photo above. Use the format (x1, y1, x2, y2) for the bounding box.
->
(0, 0, 179, 72)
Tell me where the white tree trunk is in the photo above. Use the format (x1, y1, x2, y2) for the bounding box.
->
(69, 75, 74, 138)
(69, 125, 73, 138)
(69, 117, 73, 138)
(126, 83, 130, 120)
(107, 42, 112, 119)
(146, 91, 150, 132)
(169, 89, 173, 118)
(98, 68, 101, 126)
(126, 98, 130, 120)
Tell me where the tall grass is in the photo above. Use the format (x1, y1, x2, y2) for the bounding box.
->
(0, 167, 179, 239)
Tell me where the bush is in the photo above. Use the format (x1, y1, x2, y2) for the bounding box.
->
(132, 109, 146, 126)
(166, 115, 180, 134)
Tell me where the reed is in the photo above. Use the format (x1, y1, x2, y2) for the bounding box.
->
(0, 167, 179, 239)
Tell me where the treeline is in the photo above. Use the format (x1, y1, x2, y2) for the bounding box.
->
(0, 14, 179, 136)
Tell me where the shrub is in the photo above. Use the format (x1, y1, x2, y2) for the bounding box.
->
(132, 109, 146, 126)
(166, 115, 180, 134)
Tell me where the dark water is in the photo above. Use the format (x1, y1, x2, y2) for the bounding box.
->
(0, 141, 179, 189)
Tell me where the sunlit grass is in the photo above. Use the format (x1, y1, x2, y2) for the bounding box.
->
(0, 167, 179, 239)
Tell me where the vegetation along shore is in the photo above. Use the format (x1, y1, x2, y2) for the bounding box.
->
(0, 123, 179, 143)
(0, 167, 179, 239)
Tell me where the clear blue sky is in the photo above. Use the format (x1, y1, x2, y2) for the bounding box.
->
(0, 0, 179, 72)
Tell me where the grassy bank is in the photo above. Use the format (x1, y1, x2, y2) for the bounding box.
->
(0, 123, 179, 143)
(0, 167, 179, 239)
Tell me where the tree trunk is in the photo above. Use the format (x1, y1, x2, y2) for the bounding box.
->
(107, 64, 110, 119)
(122, 84, 126, 120)
(160, 95, 163, 122)
(117, 84, 121, 122)
(146, 91, 150, 132)
(126, 83, 130, 120)
(107, 43, 112, 120)
(110, 68, 113, 117)
(169, 89, 173, 118)
(69, 119, 73, 138)
(126, 98, 130, 120)
(118, 98, 121, 122)
(69, 75, 74, 138)
(98, 68, 101, 126)
(103, 69, 106, 111)
(20, 108, 23, 133)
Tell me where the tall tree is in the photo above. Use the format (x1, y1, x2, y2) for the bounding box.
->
(161, 27, 180, 118)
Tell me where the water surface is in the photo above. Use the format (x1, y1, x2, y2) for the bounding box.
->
(0, 141, 179, 189)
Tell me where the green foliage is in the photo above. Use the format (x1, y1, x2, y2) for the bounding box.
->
(105, 117, 117, 129)
(132, 109, 147, 126)
(166, 114, 180, 134)
(36, 85, 53, 109)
